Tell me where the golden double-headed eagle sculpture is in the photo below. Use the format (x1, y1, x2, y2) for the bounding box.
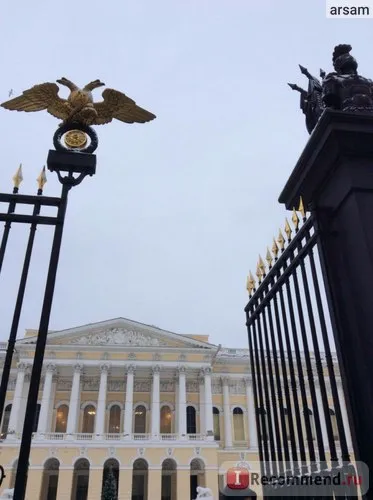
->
(0, 77, 156, 126)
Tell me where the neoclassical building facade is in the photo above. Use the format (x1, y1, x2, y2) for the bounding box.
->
(0, 317, 352, 500)
(0, 318, 260, 500)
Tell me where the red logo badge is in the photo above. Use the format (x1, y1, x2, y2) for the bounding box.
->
(227, 467, 250, 489)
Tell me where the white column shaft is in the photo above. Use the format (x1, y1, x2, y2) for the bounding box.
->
(95, 366, 108, 436)
(178, 370, 187, 437)
(124, 369, 134, 436)
(151, 368, 160, 437)
(204, 370, 214, 436)
(38, 366, 55, 433)
(8, 366, 26, 434)
(338, 382, 353, 450)
(223, 379, 233, 447)
(315, 386, 328, 445)
(199, 379, 205, 434)
(66, 366, 82, 434)
(175, 379, 179, 432)
(246, 379, 258, 449)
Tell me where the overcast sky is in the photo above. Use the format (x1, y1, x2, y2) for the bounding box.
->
(0, 0, 371, 348)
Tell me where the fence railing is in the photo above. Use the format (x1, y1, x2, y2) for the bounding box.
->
(245, 204, 357, 497)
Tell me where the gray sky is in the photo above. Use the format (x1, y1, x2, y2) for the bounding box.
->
(0, 0, 371, 348)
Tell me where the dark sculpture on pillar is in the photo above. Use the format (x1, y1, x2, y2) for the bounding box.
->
(289, 44, 373, 133)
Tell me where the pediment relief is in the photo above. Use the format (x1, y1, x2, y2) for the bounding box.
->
(47, 326, 210, 349)
(65, 328, 168, 347)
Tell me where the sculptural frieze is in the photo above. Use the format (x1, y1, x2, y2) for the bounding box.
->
(289, 44, 373, 134)
(69, 327, 167, 347)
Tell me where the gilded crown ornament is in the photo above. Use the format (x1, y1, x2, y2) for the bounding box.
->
(1, 78, 156, 153)
(289, 44, 373, 134)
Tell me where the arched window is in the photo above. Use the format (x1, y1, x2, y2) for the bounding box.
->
(303, 408, 315, 440)
(161, 459, 177, 500)
(283, 408, 290, 440)
(10, 459, 28, 489)
(33, 403, 41, 433)
(101, 459, 119, 499)
(257, 408, 268, 441)
(186, 406, 196, 434)
(329, 408, 339, 440)
(134, 405, 147, 434)
(55, 405, 69, 433)
(82, 405, 96, 434)
(213, 407, 220, 441)
(1, 404, 11, 438)
(160, 406, 172, 434)
(41, 458, 60, 500)
(233, 407, 245, 441)
(132, 459, 148, 500)
(72, 458, 90, 500)
(190, 459, 205, 499)
(108, 405, 121, 434)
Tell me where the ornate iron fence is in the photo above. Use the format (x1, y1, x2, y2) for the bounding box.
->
(245, 201, 359, 498)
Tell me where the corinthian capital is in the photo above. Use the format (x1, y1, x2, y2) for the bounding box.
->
(46, 363, 57, 374)
(152, 365, 161, 375)
(100, 363, 110, 373)
(17, 362, 29, 372)
(74, 363, 84, 374)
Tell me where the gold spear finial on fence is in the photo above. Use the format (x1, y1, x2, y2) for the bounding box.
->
(12, 164, 23, 189)
(277, 229, 285, 251)
(246, 271, 255, 296)
(292, 207, 300, 232)
(36, 166, 47, 191)
(266, 247, 273, 269)
(298, 196, 306, 219)
(258, 254, 266, 277)
(284, 218, 292, 242)
(272, 238, 279, 260)
(256, 261, 262, 284)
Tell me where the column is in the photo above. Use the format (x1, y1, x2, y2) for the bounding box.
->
(148, 468, 162, 500)
(244, 376, 258, 449)
(337, 378, 353, 450)
(203, 367, 214, 438)
(38, 363, 56, 435)
(8, 362, 28, 437)
(315, 381, 329, 446)
(199, 375, 205, 435)
(222, 377, 233, 447)
(66, 364, 83, 435)
(178, 366, 187, 439)
(123, 365, 135, 438)
(176, 468, 190, 500)
(56, 469, 74, 500)
(117, 468, 133, 500)
(175, 373, 179, 433)
(151, 365, 160, 438)
(95, 363, 109, 438)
